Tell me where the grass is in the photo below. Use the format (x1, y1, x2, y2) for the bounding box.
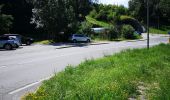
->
(150, 26, 170, 34)
(86, 16, 111, 27)
(120, 15, 135, 21)
(23, 44, 170, 100)
(35, 40, 55, 45)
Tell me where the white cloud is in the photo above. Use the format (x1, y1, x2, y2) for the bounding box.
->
(98, 0, 129, 7)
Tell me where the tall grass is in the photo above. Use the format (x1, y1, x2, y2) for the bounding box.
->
(24, 44, 170, 100)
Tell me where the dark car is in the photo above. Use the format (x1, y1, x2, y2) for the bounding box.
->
(3, 34, 34, 45)
(0, 36, 19, 50)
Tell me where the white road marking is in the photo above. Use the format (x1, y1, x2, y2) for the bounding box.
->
(0, 66, 7, 69)
(8, 76, 53, 95)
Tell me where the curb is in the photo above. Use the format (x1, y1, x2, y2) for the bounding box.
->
(126, 39, 147, 42)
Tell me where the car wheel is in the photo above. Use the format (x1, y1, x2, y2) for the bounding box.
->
(15, 44, 19, 48)
(73, 39, 77, 43)
(87, 39, 90, 43)
(26, 41, 31, 45)
(4, 44, 12, 50)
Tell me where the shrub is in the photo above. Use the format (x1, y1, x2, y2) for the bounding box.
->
(108, 26, 121, 39)
(121, 25, 139, 39)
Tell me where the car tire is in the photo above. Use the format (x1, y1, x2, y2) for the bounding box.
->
(26, 41, 31, 45)
(87, 39, 90, 43)
(15, 44, 19, 48)
(4, 44, 13, 50)
(73, 39, 77, 43)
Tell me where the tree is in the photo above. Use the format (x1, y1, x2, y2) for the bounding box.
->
(0, 0, 33, 34)
(31, 0, 75, 38)
(78, 21, 92, 35)
(159, 0, 170, 21)
(31, 0, 96, 39)
(0, 5, 13, 34)
(129, 0, 170, 23)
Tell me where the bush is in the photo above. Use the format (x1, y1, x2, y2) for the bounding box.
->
(108, 26, 121, 39)
(121, 25, 139, 39)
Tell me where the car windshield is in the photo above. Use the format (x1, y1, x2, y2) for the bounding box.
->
(9, 37, 16, 40)
(74, 34, 86, 37)
(0, 36, 10, 40)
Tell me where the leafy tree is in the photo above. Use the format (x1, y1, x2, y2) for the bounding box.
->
(0, 5, 13, 34)
(78, 21, 93, 35)
(88, 4, 128, 23)
(129, 0, 170, 23)
(159, 0, 170, 21)
(31, 0, 96, 39)
(0, 0, 34, 34)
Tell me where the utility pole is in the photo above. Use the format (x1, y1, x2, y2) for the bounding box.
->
(147, 0, 150, 49)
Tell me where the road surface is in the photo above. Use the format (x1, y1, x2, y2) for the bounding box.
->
(0, 34, 169, 100)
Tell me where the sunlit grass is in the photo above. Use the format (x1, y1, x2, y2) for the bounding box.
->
(150, 26, 170, 34)
(86, 16, 111, 27)
(23, 44, 170, 100)
(35, 40, 54, 45)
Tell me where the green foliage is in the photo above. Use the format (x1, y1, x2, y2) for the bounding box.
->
(115, 5, 129, 16)
(107, 26, 121, 39)
(78, 21, 93, 35)
(0, 0, 33, 34)
(89, 4, 129, 23)
(129, 0, 170, 23)
(121, 25, 139, 39)
(31, 0, 95, 37)
(23, 44, 170, 100)
(159, 0, 170, 20)
(32, 0, 75, 33)
(86, 16, 110, 27)
(150, 26, 170, 34)
(120, 15, 135, 21)
(0, 5, 13, 34)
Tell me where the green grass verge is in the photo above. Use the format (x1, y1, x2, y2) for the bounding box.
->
(150, 26, 170, 34)
(23, 44, 170, 100)
(86, 16, 111, 27)
(35, 40, 54, 45)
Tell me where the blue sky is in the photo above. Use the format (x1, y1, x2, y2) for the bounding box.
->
(98, 0, 129, 7)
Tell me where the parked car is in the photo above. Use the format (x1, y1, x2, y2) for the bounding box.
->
(3, 34, 34, 45)
(69, 34, 91, 43)
(0, 36, 19, 50)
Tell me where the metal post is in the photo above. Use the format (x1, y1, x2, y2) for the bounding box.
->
(147, 0, 150, 49)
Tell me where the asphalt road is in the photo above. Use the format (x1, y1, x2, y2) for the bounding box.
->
(0, 33, 169, 100)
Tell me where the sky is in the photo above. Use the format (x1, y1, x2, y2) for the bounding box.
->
(98, 0, 129, 7)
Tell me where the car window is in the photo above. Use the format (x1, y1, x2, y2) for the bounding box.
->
(0, 37, 10, 40)
(74, 34, 81, 37)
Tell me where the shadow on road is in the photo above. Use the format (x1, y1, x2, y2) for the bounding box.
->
(0, 47, 23, 51)
(51, 42, 110, 49)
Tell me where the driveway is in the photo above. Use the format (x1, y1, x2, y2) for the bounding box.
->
(0, 33, 169, 100)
